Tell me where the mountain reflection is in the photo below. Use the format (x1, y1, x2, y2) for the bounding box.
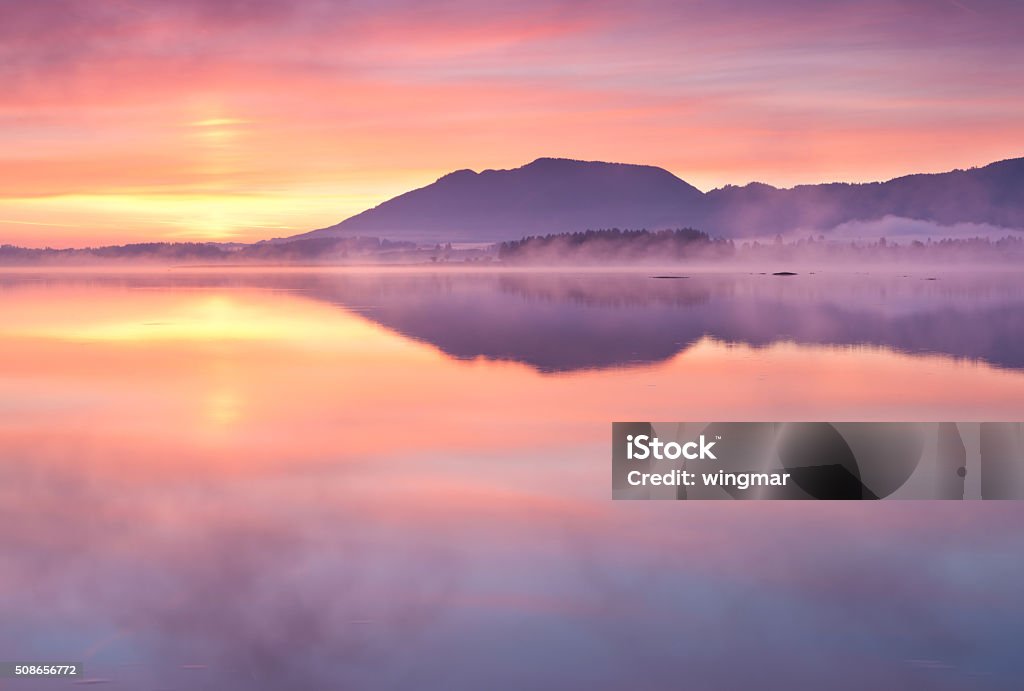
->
(4, 269, 1023, 371)
(14, 269, 1014, 372)
(319, 271, 1024, 371)
(6, 268, 1024, 370)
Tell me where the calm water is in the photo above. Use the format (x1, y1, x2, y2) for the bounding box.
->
(1, 268, 1023, 690)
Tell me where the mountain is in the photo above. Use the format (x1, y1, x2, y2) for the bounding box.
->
(286, 157, 704, 244)
(704, 157, 1024, 236)
(283, 156, 1024, 244)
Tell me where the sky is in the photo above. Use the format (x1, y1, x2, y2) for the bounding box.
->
(1, 0, 1023, 247)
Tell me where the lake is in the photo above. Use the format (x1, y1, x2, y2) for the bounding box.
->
(1, 268, 1023, 689)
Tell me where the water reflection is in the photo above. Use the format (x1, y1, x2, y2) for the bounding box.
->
(330, 270, 1024, 371)
(4, 269, 1023, 371)
(0, 269, 1022, 689)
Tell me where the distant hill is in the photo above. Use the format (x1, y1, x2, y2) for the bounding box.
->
(283, 156, 1024, 244)
(704, 157, 1024, 236)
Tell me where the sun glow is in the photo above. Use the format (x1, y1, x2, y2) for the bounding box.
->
(0, 192, 373, 245)
(2, 2, 1022, 248)
(189, 118, 251, 128)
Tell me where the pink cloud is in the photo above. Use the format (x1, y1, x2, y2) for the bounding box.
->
(2, 0, 1024, 244)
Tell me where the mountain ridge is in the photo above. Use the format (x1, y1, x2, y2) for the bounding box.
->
(281, 155, 1024, 244)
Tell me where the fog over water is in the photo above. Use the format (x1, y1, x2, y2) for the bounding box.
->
(1, 268, 1022, 690)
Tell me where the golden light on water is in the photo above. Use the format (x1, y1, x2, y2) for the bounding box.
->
(204, 387, 243, 427)
(0, 290, 421, 348)
(1, 275, 1022, 466)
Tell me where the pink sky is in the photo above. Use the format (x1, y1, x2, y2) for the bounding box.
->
(2, 0, 1023, 246)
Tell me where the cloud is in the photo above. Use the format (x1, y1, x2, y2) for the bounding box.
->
(2, 0, 1024, 244)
